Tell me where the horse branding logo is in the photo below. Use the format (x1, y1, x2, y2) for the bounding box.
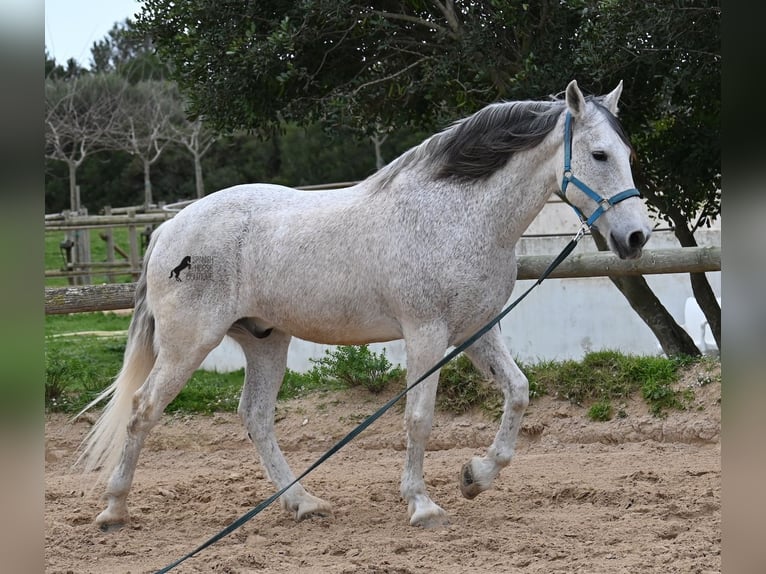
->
(169, 254, 215, 282)
(169, 255, 192, 281)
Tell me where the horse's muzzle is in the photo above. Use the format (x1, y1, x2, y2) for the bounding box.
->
(611, 229, 650, 260)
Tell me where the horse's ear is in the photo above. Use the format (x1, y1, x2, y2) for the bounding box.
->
(565, 80, 586, 119)
(601, 80, 624, 116)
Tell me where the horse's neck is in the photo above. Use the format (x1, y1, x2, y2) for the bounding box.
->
(494, 155, 558, 244)
(355, 131, 559, 246)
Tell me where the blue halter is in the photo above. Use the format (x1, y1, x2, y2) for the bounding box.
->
(559, 111, 641, 227)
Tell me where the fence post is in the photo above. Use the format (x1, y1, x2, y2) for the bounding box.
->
(127, 209, 140, 281)
(103, 206, 116, 283)
(61, 210, 75, 286)
(79, 206, 92, 285)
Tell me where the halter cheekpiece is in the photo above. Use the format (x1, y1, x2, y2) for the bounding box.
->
(558, 111, 641, 227)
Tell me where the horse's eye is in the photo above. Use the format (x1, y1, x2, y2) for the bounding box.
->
(592, 150, 608, 161)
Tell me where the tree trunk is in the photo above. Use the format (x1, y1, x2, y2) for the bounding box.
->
(668, 221, 722, 351)
(143, 159, 153, 210)
(68, 161, 79, 211)
(590, 229, 700, 357)
(641, 189, 722, 351)
(371, 134, 387, 169)
(194, 152, 204, 198)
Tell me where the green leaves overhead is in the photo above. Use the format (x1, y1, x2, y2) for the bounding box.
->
(136, 1, 581, 134)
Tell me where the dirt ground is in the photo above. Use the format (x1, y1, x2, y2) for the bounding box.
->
(45, 362, 720, 574)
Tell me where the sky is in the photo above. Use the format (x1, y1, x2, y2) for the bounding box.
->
(44, 0, 141, 66)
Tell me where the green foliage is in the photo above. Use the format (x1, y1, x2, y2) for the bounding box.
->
(309, 345, 404, 394)
(436, 354, 502, 418)
(43, 313, 405, 414)
(587, 401, 613, 422)
(43, 312, 708, 420)
(573, 0, 720, 233)
(136, 0, 581, 134)
(45, 335, 126, 413)
(164, 370, 243, 414)
(279, 368, 333, 400)
(522, 350, 698, 418)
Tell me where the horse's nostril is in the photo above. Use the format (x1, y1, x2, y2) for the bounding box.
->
(628, 230, 646, 249)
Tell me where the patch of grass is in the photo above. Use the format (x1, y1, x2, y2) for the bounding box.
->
(166, 370, 244, 414)
(45, 313, 133, 412)
(308, 345, 405, 394)
(587, 401, 613, 422)
(279, 367, 338, 400)
(524, 350, 699, 418)
(43, 327, 407, 414)
(45, 335, 126, 413)
(44, 321, 709, 422)
(45, 311, 132, 336)
(436, 354, 502, 418)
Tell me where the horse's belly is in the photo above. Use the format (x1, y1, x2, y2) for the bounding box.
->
(243, 296, 403, 346)
(286, 322, 402, 346)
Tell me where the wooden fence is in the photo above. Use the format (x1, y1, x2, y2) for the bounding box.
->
(45, 207, 175, 284)
(44, 246, 720, 315)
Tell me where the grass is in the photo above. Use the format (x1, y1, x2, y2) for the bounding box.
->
(45, 311, 132, 336)
(44, 312, 711, 420)
(45, 228, 137, 287)
(520, 350, 696, 419)
(436, 354, 503, 419)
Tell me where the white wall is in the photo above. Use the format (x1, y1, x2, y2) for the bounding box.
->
(199, 199, 721, 373)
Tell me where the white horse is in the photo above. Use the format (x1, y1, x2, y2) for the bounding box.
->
(77, 80, 651, 530)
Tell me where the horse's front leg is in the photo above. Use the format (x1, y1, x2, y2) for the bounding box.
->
(401, 322, 450, 528)
(460, 325, 529, 498)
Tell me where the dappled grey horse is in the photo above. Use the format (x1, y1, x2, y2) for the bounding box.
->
(77, 80, 651, 530)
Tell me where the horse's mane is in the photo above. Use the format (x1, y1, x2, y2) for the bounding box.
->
(367, 94, 630, 189)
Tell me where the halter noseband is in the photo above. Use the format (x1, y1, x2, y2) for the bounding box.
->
(558, 111, 641, 227)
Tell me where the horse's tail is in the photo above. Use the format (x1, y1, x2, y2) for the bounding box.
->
(74, 226, 162, 482)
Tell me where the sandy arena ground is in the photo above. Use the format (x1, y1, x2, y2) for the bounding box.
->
(45, 362, 720, 573)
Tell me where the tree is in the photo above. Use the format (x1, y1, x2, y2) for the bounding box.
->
(111, 80, 177, 209)
(167, 104, 216, 199)
(46, 47, 90, 81)
(45, 74, 127, 211)
(90, 18, 170, 82)
(572, 0, 721, 350)
(136, 0, 581, 134)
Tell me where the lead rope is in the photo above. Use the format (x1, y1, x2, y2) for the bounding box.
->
(153, 222, 590, 574)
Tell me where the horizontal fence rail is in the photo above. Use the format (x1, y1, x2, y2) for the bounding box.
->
(44, 246, 720, 315)
(45, 212, 174, 230)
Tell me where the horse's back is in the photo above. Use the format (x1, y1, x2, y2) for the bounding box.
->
(143, 184, 403, 344)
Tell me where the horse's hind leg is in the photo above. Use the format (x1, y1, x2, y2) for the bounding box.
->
(459, 325, 529, 499)
(96, 343, 214, 530)
(228, 325, 332, 521)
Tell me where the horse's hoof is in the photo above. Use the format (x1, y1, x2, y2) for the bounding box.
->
(98, 521, 126, 533)
(460, 462, 483, 500)
(413, 513, 451, 529)
(95, 508, 129, 532)
(293, 494, 333, 521)
(297, 508, 331, 521)
(408, 498, 450, 528)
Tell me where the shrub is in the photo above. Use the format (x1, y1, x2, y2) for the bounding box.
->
(309, 345, 405, 394)
(436, 354, 502, 418)
(587, 401, 613, 422)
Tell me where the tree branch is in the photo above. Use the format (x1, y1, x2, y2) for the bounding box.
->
(371, 10, 454, 38)
(351, 57, 429, 95)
